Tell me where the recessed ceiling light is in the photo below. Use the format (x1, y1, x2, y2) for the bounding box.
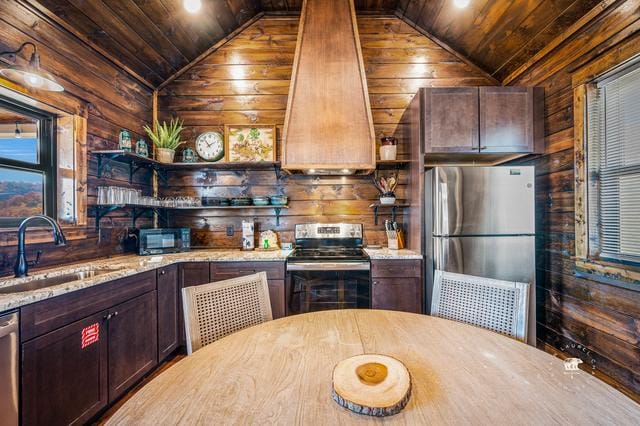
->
(183, 0, 202, 13)
(454, 0, 471, 8)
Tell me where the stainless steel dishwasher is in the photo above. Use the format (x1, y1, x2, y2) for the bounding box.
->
(0, 311, 19, 426)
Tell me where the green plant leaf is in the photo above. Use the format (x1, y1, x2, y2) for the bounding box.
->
(144, 118, 185, 150)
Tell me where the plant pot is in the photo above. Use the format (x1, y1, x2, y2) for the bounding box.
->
(380, 193, 396, 205)
(156, 148, 175, 163)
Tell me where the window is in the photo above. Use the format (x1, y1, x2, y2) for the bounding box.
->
(0, 96, 55, 227)
(586, 61, 640, 265)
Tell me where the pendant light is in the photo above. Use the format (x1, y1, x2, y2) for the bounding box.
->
(14, 122, 21, 139)
(454, 0, 471, 8)
(0, 42, 64, 92)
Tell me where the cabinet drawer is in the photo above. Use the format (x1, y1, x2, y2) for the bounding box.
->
(21, 270, 156, 342)
(371, 260, 422, 278)
(210, 261, 285, 281)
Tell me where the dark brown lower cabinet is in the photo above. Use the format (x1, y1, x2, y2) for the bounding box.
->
(107, 291, 158, 403)
(371, 259, 423, 314)
(177, 262, 210, 346)
(210, 262, 286, 319)
(22, 310, 109, 426)
(372, 277, 422, 313)
(157, 265, 179, 361)
(21, 284, 158, 425)
(267, 280, 285, 319)
(179, 262, 211, 287)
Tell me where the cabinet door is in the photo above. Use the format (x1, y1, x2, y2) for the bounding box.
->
(479, 87, 534, 153)
(179, 262, 210, 287)
(372, 278, 422, 314)
(424, 87, 479, 153)
(177, 262, 210, 346)
(268, 280, 285, 319)
(107, 291, 158, 403)
(157, 265, 179, 362)
(22, 311, 108, 426)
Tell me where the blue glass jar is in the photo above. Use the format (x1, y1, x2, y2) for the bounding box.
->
(135, 139, 149, 157)
(182, 147, 197, 163)
(119, 129, 132, 152)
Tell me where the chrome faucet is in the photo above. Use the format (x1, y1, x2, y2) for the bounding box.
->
(14, 215, 66, 278)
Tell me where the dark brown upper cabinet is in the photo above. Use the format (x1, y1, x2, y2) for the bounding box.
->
(480, 87, 543, 153)
(422, 86, 543, 155)
(425, 87, 479, 153)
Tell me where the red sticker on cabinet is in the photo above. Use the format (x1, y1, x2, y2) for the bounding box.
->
(81, 323, 100, 348)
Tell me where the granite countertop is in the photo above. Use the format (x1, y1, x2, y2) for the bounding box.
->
(364, 248, 423, 260)
(0, 249, 291, 312)
(0, 247, 422, 312)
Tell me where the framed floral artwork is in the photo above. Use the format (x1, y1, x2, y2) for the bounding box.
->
(224, 125, 276, 162)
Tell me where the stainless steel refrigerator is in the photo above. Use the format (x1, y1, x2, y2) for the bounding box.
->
(425, 166, 536, 345)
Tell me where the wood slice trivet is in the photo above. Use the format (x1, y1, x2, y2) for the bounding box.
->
(332, 354, 411, 417)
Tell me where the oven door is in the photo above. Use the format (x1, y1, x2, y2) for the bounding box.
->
(286, 262, 371, 315)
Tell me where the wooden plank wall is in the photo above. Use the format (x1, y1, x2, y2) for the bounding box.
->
(510, 0, 640, 401)
(0, 1, 153, 276)
(158, 15, 493, 247)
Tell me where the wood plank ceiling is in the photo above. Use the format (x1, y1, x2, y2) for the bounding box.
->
(27, 0, 602, 86)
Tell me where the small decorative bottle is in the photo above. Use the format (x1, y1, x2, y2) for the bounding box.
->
(119, 129, 132, 152)
(135, 139, 149, 158)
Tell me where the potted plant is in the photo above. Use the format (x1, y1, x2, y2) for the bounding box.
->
(143, 118, 185, 163)
(373, 171, 398, 205)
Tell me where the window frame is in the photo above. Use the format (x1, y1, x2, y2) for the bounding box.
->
(573, 48, 640, 284)
(585, 60, 640, 267)
(0, 95, 57, 227)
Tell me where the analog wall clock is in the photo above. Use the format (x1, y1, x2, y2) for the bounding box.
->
(195, 131, 224, 162)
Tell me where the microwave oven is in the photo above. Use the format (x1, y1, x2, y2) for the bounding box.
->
(135, 228, 190, 255)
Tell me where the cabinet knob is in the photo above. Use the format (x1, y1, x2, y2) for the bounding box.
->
(160, 270, 166, 275)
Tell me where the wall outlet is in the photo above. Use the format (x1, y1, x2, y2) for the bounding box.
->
(226, 226, 234, 236)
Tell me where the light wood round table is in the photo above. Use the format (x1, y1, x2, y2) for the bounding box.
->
(107, 310, 640, 425)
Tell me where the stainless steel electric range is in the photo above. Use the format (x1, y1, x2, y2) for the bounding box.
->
(286, 223, 371, 315)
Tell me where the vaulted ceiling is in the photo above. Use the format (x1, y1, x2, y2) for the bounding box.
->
(27, 0, 602, 87)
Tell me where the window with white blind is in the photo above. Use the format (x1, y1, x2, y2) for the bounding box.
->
(586, 61, 640, 265)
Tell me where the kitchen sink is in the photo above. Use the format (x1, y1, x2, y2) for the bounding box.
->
(0, 269, 124, 294)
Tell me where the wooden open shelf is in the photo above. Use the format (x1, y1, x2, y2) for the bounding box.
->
(93, 204, 289, 229)
(376, 160, 410, 170)
(93, 150, 282, 182)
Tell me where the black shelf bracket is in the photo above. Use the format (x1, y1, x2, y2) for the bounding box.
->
(95, 205, 121, 231)
(96, 152, 153, 183)
(155, 166, 168, 184)
(371, 204, 406, 226)
(274, 207, 283, 227)
(131, 207, 153, 228)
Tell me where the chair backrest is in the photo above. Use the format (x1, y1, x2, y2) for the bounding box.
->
(182, 271, 272, 355)
(431, 270, 530, 342)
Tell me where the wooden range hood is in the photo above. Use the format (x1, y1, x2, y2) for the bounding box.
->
(282, 0, 376, 175)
